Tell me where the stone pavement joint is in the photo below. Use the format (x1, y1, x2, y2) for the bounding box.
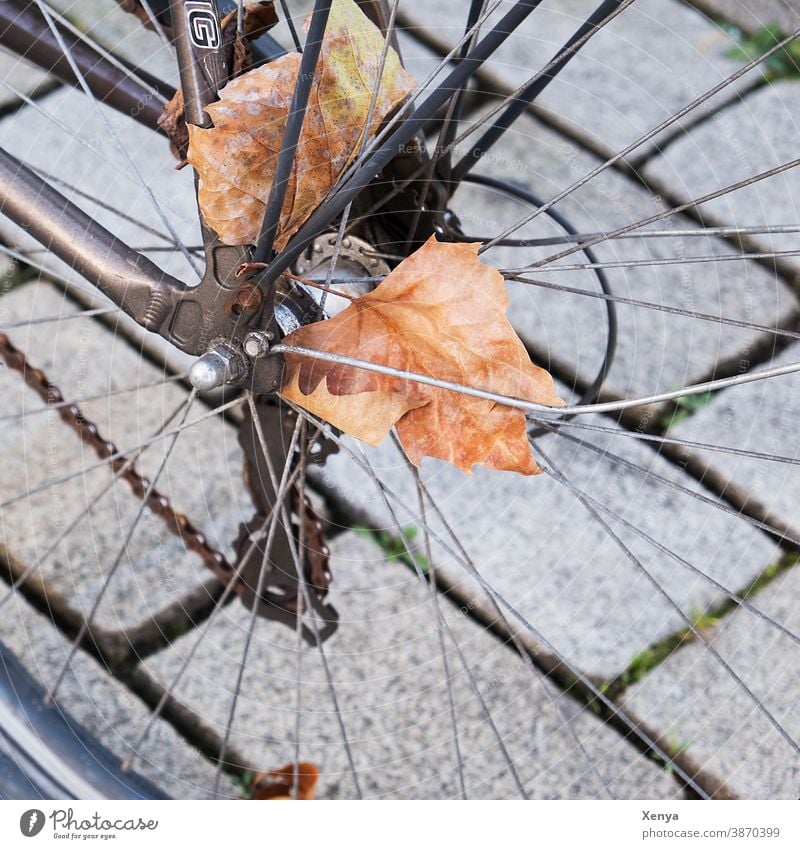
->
(624, 563, 800, 799)
(603, 552, 800, 698)
(687, 0, 800, 34)
(0, 0, 797, 800)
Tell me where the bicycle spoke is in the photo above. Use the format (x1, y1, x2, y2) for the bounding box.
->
(477, 575, 710, 795)
(33, 0, 202, 278)
(0, 373, 185, 427)
(462, 224, 800, 247)
(411, 471, 468, 799)
(0, 396, 246, 511)
(398, 440, 616, 799)
(537, 425, 800, 644)
(38, 0, 169, 103)
(505, 274, 800, 341)
(478, 26, 800, 251)
(212, 408, 303, 797)
(291, 419, 309, 800)
(0, 240, 132, 306)
(46, 390, 198, 703)
(287, 403, 710, 796)
(137, 0, 173, 48)
(243, 393, 363, 798)
(534, 442, 800, 758)
(510, 249, 800, 273)
(0, 391, 189, 613)
(0, 306, 117, 331)
(21, 245, 204, 255)
(272, 342, 800, 418)
(530, 416, 800, 468)
(352, 443, 529, 799)
(494, 158, 800, 267)
(24, 164, 195, 249)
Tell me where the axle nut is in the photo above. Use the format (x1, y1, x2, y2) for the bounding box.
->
(243, 330, 274, 359)
(189, 343, 247, 391)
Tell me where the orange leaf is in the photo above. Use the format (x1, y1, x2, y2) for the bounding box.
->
(281, 237, 565, 475)
(186, 0, 415, 248)
(249, 762, 320, 800)
(158, 2, 279, 164)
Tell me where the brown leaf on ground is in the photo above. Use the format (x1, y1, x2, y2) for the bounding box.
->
(281, 237, 565, 475)
(249, 762, 320, 800)
(158, 2, 279, 164)
(186, 0, 415, 247)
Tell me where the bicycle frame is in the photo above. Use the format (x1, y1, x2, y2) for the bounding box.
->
(0, 0, 541, 390)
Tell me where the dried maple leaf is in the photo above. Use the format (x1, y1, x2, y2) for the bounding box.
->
(186, 0, 416, 248)
(281, 237, 565, 475)
(249, 762, 320, 800)
(159, 1, 279, 164)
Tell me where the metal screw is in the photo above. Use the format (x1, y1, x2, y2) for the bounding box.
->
(243, 330, 274, 359)
(189, 343, 246, 391)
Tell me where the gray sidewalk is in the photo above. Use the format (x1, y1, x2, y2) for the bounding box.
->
(0, 0, 798, 799)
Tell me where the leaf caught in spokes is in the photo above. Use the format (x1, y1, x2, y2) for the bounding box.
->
(281, 237, 565, 475)
(186, 0, 416, 248)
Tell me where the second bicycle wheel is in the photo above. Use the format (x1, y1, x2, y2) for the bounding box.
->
(0, 0, 799, 799)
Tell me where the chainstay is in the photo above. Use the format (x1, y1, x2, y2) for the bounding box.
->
(0, 332, 243, 595)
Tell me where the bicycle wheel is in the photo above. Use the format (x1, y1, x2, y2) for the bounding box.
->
(0, 0, 799, 801)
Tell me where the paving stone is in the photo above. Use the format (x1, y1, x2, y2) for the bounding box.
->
(688, 0, 800, 34)
(0, 589, 236, 798)
(643, 81, 800, 275)
(143, 532, 680, 799)
(0, 17, 441, 373)
(0, 50, 52, 111)
(0, 281, 254, 629)
(670, 342, 800, 536)
(0, 79, 202, 372)
(8, 4, 783, 402)
(448, 110, 797, 403)
(405, 0, 752, 159)
(48, 0, 178, 86)
(623, 563, 800, 798)
(0, 85, 199, 284)
(314, 372, 782, 678)
(0, 0, 792, 800)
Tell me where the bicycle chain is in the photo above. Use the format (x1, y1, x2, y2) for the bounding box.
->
(0, 332, 241, 594)
(0, 333, 337, 641)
